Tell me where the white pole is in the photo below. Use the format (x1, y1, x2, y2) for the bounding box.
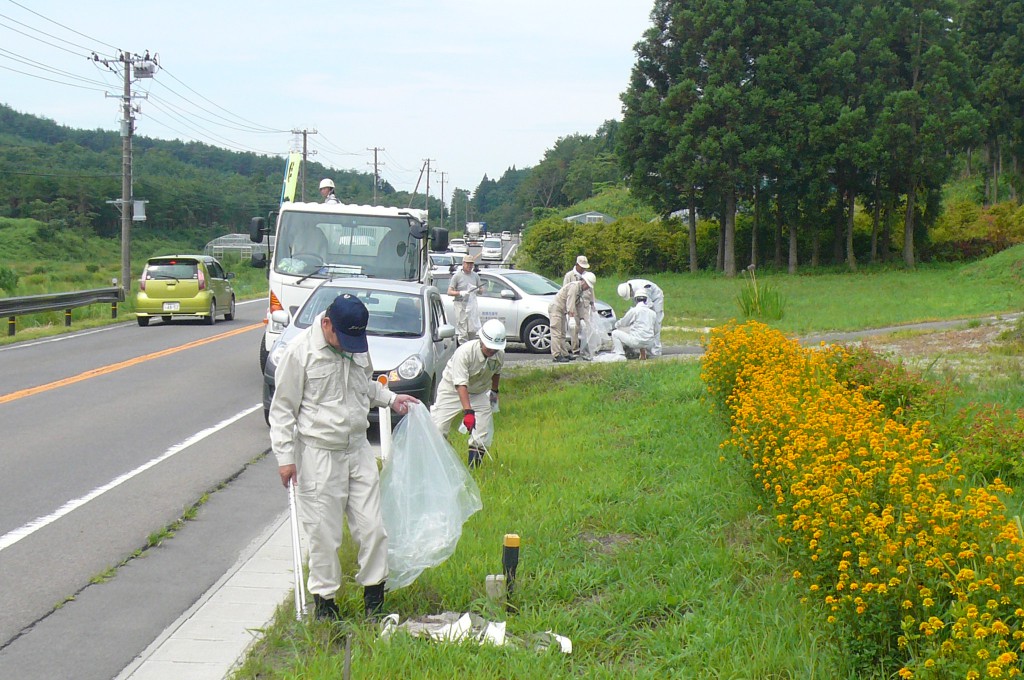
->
(288, 480, 306, 621)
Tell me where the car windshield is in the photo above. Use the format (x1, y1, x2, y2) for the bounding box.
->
(295, 286, 424, 337)
(483, 239, 501, 248)
(145, 260, 198, 280)
(272, 211, 421, 280)
(503, 271, 560, 295)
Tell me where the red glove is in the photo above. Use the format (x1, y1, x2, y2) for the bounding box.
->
(462, 410, 476, 432)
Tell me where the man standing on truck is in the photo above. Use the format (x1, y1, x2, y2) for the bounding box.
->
(447, 254, 483, 344)
(319, 178, 340, 204)
(270, 294, 420, 621)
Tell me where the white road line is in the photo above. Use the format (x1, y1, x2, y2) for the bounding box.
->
(0, 404, 261, 552)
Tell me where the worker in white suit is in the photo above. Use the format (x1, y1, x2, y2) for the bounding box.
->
(611, 289, 657, 358)
(617, 279, 664, 356)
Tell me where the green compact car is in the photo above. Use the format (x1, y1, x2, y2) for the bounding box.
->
(135, 255, 236, 327)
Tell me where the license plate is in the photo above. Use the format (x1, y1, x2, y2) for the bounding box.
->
(162, 302, 180, 312)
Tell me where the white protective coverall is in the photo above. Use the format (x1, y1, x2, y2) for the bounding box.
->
(448, 268, 482, 343)
(431, 339, 504, 449)
(622, 279, 665, 356)
(612, 301, 658, 356)
(269, 313, 397, 599)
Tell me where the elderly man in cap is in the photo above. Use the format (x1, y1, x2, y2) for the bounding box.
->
(563, 255, 595, 358)
(549, 271, 596, 363)
(447, 254, 483, 344)
(269, 293, 419, 622)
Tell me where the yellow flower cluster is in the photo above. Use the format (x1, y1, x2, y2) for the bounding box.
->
(702, 321, 1024, 679)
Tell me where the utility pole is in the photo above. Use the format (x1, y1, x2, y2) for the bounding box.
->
(367, 147, 384, 205)
(423, 158, 435, 219)
(292, 128, 317, 201)
(439, 171, 447, 230)
(95, 50, 157, 297)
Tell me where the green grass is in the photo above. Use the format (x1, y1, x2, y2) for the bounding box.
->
(591, 245, 1024, 345)
(233, 361, 856, 679)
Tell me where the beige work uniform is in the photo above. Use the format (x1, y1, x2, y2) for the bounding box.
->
(548, 280, 589, 359)
(269, 315, 396, 598)
(431, 339, 503, 449)
(563, 268, 595, 354)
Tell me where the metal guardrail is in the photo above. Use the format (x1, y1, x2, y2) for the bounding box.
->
(0, 287, 125, 336)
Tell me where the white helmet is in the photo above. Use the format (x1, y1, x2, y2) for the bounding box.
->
(617, 282, 632, 300)
(479, 319, 507, 351)
(319, 178, 335, 190)
(581, 271, 596, 290)
(634, 290, 649, 303)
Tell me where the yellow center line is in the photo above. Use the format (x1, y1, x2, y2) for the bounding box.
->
(0, 322, 264, 405)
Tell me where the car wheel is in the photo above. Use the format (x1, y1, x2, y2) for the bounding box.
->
(259, 341, 269, 373)
(523, 317, 551, 353)
(136, 316, 149, 327)
(225, 295, 235, 321)
(206, 300, 216, 325)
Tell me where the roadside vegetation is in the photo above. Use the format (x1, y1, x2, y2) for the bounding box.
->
(233, 247, 1023, 678)
(234, 360, 858, 679)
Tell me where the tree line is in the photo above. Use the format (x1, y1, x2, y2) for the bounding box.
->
(618, 0, 1024, 274)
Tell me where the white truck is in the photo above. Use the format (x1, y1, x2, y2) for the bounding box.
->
(465, 221, 487, 245)
(250, 202, 447, 371)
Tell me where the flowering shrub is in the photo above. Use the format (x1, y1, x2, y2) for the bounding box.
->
(702, 320, 1024, 678)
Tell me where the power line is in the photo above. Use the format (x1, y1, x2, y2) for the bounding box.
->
(0, 61, 106, 92)
(5, 0, 119, 52)
(0, 15, 98, 60)
(0, 46, 109, 87)
(157, 65, 288, 134)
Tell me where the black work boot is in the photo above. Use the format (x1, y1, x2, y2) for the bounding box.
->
(468, 446, 483, 468)
(364, 582, 385, 621)
(312, 594, 340, 621)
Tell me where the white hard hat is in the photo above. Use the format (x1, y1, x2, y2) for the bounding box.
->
(617, 282, 632, 300)
(319, 178, 335, 190)
(581, 271, 596, 290)
(634, 290, 649, 302)
(479, 319, 507, 351)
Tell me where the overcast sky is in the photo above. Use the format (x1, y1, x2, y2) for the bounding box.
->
(0, 0, 655, 198)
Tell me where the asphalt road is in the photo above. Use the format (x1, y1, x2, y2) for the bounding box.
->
(0, 301, 280, 680)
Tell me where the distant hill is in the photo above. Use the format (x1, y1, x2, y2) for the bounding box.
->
(0, 104, 441, 245)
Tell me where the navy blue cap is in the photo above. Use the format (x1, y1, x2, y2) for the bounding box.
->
(326, 294, 369, 353)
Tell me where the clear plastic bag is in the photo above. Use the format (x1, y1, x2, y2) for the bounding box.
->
(582, 309, 614, 354)
(380, 403, 483, 591)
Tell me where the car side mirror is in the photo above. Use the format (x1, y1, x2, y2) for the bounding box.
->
(500, 289, 516, 299)
(226, 272, 235, 279)
(271, 309, 290, 326)
(437, 324, 456, 340)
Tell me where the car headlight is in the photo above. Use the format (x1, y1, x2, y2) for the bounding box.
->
(268, 342, 288, 370)
(389, 355, 424, 382)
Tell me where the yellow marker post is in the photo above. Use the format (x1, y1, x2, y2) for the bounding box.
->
(502, 533, 520, 609)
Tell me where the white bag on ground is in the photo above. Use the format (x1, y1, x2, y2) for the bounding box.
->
(380, 403, 482, 590)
